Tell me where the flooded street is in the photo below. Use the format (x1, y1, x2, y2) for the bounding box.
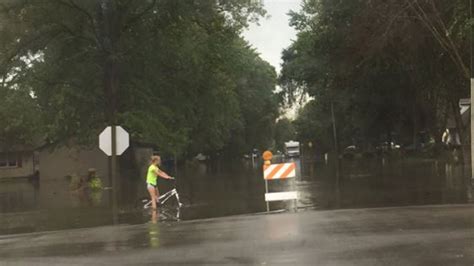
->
(2, 0, 474, 263)
(0, 157, 470, 235)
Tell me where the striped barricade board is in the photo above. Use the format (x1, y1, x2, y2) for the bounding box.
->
(263, 162, 298, 204)
(263, 162, 296, 180)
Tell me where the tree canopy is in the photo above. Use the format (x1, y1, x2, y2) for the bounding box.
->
(0, 0, 280, 157)
(281, 0, 472, 152)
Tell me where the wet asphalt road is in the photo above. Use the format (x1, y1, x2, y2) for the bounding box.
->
(1, 204, 473, 265)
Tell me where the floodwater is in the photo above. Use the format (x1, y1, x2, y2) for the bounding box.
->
(0, 156, 471, 235)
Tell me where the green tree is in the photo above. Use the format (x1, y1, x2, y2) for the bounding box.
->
(0, 87, 42, 150)
(0, 0, 280, 158)
(280, 0, 470, 154)
(222, 40, 279, 155)
(274, 118, 296, 152)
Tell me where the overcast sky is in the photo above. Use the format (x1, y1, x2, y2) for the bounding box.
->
(243, 0, 304, 119)
(243, 0, 303, 74)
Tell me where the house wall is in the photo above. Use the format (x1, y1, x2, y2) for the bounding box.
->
(38, 146, 109, 183)
(37, 144, 155, 206)
(0, 152, 35, 179)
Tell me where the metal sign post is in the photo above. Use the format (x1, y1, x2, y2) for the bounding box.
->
(99, 125, 129, 224)
(265, 179, 270, 212)
(111, 126, 117, 224)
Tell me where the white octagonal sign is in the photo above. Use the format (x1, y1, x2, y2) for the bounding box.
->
(99, 126, 130, 156)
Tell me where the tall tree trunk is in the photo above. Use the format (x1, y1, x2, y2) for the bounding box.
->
(449, 96, 472, 200)
(412, 96, 419, 149)
(449, 97, 468, 162)
(98, 0, 121, 222)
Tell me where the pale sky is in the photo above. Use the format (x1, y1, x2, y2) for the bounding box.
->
(243, 0, 304, 119)
(243, 0, 303, 74)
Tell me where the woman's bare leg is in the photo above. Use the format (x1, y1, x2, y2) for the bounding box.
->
(148, 186, 157, 210)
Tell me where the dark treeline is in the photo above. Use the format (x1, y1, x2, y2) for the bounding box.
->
(280, 0, 471, 157)
(0, 0, 281, 158)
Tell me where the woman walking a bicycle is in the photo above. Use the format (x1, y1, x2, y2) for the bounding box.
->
(147, 155, 174, 210)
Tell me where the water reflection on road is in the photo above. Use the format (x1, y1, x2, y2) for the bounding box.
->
(297, 158, 469, 210)
(0, 157, 470, 235)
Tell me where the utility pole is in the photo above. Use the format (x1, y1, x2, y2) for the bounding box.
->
(331, 100, 342, 208)
(99, 0, 119, 224)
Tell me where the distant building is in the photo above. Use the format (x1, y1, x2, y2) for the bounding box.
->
(37, 140, 156, 183)
(0, 145, 38, 179)
(443, 98, 470, 146)
(38, 142, 110, 181)
(446, 98, 470, 128)
(0, 136, 156, 184)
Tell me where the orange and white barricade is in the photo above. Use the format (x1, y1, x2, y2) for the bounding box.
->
(263, 162, 298, 211)
(263, 162, 296, 180)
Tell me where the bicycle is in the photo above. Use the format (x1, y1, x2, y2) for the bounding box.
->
(142, 178, 183, 209)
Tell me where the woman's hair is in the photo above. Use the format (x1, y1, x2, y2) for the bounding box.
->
(150, 155, 161, 165)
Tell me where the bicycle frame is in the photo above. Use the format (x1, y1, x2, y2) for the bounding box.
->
(144, 187, 183, 209)
(160, 205, 181, 221)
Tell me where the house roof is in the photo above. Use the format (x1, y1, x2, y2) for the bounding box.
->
(446, 98, 470, 128)
(459, 98, 470, 106)
(0, 135, 45, 152)
(0, 144, 37, 153)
